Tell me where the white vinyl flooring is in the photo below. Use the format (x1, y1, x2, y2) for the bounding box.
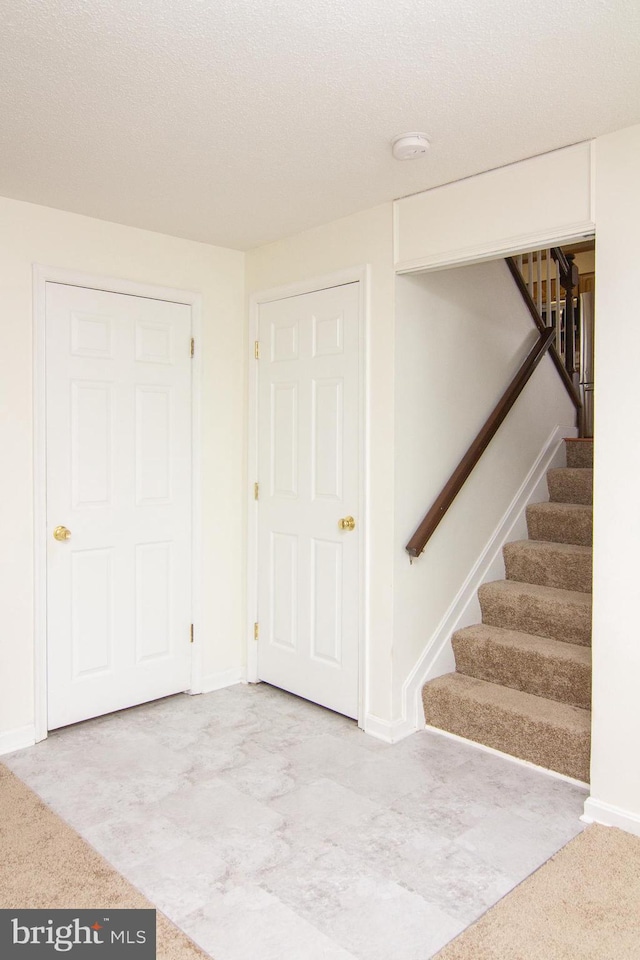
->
(5, 683, 588, 960)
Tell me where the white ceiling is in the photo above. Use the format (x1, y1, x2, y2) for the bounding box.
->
(1, 0, 639, 250)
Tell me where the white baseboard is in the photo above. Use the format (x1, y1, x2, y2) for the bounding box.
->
(0, 724, 36, 756)
(400, 423, 577, 733)
(582, 798, 640, 837)
(363, 713, 417, 744)
(198, 668, 245, 695)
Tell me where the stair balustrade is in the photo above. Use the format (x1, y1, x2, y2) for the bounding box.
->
(405, 246, 585, 560)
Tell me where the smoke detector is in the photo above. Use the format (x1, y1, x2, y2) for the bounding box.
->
(391, 133, 430, 160)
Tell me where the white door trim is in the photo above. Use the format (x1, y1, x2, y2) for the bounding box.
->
(247, 266, 370, 728)
(33, 265, 203, 742)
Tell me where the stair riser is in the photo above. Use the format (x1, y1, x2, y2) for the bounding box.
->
(503, 545, 591, 594)
(423, 685, 590, 782)
(478, 585, 591, 646)
(547, 470, 593, 505)
(453, 634, 591, 709)
(526, 505, 592, 546)
(565, 440, 594, 469)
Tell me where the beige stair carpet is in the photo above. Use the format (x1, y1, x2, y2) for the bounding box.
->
(546, 467, 593, 504)
(0, 764, 210, 960)
(526, 501, 592, 546)
(478, 580, 591, 647)
(423, 438, 593, 781)
(423, 674, 590, 782)
(453, 625, 591, 709)
(565, 437, 595, 468)
(503, 539, 592, 594)
(434, 824, 640, 960)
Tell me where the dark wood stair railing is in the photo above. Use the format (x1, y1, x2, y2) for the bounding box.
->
(505, 255, 581, 409)
(405, 327, 557, 559)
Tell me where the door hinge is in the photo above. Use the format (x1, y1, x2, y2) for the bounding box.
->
(190, 337, 195, 358)
(190, 623, 194, 643)
(254, 340, 260, 359)
(254, 482, 259, 500)
(254, 621, 259, 641)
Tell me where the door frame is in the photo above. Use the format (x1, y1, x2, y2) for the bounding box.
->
(32, 264, 203, 742)
(247, 266, 370, 728)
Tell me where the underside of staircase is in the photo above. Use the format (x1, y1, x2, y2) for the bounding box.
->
(422, 438, 593, 783)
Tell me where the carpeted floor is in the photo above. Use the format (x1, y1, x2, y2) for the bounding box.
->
(435, 821, 640, 959)
(0, 765, 209, 959)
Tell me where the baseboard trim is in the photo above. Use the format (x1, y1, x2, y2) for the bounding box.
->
(199, 668, 245, 695)
(400, 423, 577, 733)
(0, 724, 36, 756)
(424, 724, 590, 788)
(582, 798, 640, 837)
(364, 713, 417, 744)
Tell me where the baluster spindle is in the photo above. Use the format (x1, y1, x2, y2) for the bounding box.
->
(565, 254, 577, 378)
(536, 249, 542, 317)
(528, 252, 535, 299)
(545, 249, 551, 326)
(555, 257, 562, 357)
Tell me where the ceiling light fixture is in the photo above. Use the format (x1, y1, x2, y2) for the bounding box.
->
(391, 132, 430, 160)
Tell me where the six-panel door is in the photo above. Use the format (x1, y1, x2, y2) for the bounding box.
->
(45, 282, 192, 729)
(257, 283, 360, 719)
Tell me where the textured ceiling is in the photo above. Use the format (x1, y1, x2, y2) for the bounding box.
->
(1, 0, 639, 250)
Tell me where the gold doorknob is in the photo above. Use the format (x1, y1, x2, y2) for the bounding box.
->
(53, 525, 72, 542)
(338, 516, 356, 531)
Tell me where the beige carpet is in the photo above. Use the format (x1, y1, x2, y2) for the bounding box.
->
(0, 764, 209, 959)
(435, 823, 640, 960)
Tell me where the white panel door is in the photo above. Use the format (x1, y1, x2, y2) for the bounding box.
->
(45, 282, 192, 730)
(257, 282, 360, 719)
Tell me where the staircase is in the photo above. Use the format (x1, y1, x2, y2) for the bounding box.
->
(422, 438, 593, 783)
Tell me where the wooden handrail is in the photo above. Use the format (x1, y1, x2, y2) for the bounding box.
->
(405, 327, 556, 559)
(551, 245, 571, 282)
(505, 256, 581, 408)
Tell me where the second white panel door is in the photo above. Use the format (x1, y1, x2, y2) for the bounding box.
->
(257, 282, 361, 719)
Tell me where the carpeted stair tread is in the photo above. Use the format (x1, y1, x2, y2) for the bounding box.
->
(526, 501, 592, 546)
(422, 673, 590, 781)
(547, 467, 593, 505)
(565, 437, 594, 468)
(478, 579, 591, 646)
(503, 539, 592, 594)
(452, 623, 591, 708)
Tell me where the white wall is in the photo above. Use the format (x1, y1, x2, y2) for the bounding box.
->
(246, 203, 396, 723)
(393, 260, 576, 714)
(0, 197, 245, 745)
(587, 123, 640, 830)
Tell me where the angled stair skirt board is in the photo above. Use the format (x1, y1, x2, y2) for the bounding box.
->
(423, 437, 593, 782)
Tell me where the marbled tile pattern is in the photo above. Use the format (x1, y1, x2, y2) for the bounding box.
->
(4, 684, 588, 960)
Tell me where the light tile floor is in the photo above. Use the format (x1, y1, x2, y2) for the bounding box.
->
(5, 683, 588, 960)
